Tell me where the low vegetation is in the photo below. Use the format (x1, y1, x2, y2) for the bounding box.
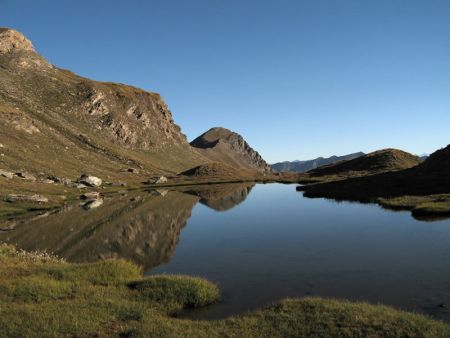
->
(1, 244, 449, 337)
(378, 194, 450, 217)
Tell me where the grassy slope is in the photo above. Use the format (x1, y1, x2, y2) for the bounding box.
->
(300, 145, 450, 216)
(296, 149, 422, 184)
(1, 245, 449, 338)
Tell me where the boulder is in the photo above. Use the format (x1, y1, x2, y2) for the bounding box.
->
(81, 192, 101, 200)
(61, 178, 72, 186)
(147, 176, 168, 184)
(42, 179, 55, 184)
(127, 167, 139, 174)
(0, 169, 14, 179)
(6, 194, 48, 203)
(16, 172, 36, 181)
(78, 174, 102, 187)
(149, 189, 168, 197)
(82, 199, 103, 210)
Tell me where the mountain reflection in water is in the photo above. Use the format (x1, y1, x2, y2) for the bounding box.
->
(0, 183, 255, 270)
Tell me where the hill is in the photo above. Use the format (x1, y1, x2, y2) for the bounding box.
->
(0, 28, 208, 185)
(307, 148, 421, 178)
(301, 145, 450, 200)
(190, 127, 272, 173)
(271, 152, 364, 173)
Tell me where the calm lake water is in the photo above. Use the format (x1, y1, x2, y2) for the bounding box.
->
(1, 183, 450, 322)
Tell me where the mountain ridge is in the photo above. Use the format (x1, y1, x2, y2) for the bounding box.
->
(271, 152, 365, 173)
(308, 148, 421, 177)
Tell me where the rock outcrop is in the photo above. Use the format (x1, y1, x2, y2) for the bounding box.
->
(0, 28, 34, 54)
(190, 127, 271, 173)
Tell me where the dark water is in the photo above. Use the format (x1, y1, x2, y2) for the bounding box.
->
(1, 183, 450, 322)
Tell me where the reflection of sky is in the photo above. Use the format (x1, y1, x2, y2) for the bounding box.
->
(151, 183, 450, 321)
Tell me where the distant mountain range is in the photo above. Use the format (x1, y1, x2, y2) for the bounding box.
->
(271, 152, 365, 173)
(307, 149, 422, 177)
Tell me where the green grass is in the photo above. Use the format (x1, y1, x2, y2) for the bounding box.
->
(1, 244, 449, 337)
(378, 194, 450, 217)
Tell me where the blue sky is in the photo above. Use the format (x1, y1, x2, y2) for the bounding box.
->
(1, 0, 449, 162)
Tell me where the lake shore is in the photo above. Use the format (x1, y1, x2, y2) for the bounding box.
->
(1, 243, 449, 338)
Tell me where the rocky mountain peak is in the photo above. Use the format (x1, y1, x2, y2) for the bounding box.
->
(0, 28, 35, 54)
(191, 127, 272, 173)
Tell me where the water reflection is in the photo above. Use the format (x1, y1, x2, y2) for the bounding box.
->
(2, 183, 450, 323)
(182, 182, 255, 211)
(0, 183, 254, 269)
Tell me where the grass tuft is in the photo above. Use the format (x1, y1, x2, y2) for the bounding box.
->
(129, 275, 219, 313)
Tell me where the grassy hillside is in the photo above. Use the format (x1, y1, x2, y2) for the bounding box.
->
(300, 145, 450, 217)
(308, 149, 421, 177)
(1, 244, 449, 338)
(0, 28, 208, 186)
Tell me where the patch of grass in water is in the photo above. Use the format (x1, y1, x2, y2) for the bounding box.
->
(378, 194, 450, 218)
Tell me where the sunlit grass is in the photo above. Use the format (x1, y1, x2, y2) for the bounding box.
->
(1, 244, 449, 337)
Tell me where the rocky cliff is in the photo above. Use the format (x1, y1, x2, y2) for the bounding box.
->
(190, 127, 272, 173)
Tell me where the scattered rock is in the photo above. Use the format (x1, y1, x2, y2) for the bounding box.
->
(0, 169, 14, 179)
(105, 181, 127, 187)
(46, 175, 61, 182)
(76, 184, 87, 189)
(6, 194, 48, 203)
(15, 172, 36, 181)
(127, 168, 139, 174)
(81, 192, 101, 200)
(42, 179, 55, 184)
(0, 220, 16, 231)
(148, 189, 168, 197)
(78, 174, 102, 187)
(157, 189, 168, 197)
(61, 178, 72, 186)
(82, 199, 103, 210)
(147, 176, 168, 184)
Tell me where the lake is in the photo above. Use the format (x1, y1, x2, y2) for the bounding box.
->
(1, 183, 450, 322)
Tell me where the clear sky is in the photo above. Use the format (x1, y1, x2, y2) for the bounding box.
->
(1, 0, 449, 162)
